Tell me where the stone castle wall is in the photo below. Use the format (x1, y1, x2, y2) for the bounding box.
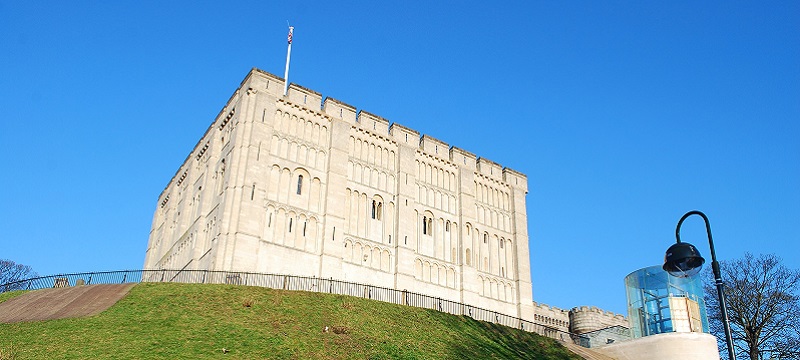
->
(144, 68, 533, 319)
(142, 67, 627, 331)
(533, 302, 571, 333)
(569, 305, 629, 334)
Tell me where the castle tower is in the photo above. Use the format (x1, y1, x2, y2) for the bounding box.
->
(143, 68, 534, 319)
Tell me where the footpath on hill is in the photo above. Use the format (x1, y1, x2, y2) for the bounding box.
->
(0, 283, 135, 323)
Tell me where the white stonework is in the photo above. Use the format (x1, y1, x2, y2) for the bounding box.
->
(144, 68, 535, 319)
(595, 332, 721, 360)
(569, 306, 630, 334)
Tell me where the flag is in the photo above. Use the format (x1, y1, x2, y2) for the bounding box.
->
(287, 27, 294, 44)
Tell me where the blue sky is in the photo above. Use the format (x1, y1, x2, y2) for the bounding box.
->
(1, 2, 797, 315)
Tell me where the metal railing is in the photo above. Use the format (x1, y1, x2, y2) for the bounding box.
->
(1, 269, 589, 347)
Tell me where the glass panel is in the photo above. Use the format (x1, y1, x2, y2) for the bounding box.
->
(625, 265, 709, 338)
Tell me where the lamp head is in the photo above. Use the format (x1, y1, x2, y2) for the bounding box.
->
(663, 242, 705, 277)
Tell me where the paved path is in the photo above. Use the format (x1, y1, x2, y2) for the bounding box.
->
(0, 283, 136, 323)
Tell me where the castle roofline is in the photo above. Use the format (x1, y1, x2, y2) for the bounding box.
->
(450, 146, 476, 159)
(503, 167, 527, 179)
(420, 134, 446, 146)
(389, 123, 420, 136)
(477, 157, 501, 167)
(288, 82, 322, 96)
(358, 110, 390, 124)
(157, 67, 529, 200)
(325, 97, 357, 112)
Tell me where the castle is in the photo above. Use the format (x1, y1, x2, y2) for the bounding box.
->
(143, 68, 627, 335)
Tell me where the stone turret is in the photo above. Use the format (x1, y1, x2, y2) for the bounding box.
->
(569, 306, 629, 334)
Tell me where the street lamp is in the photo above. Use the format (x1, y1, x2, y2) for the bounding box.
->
(663, 210, 736, 360)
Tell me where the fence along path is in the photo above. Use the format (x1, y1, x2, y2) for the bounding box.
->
(1, 269, 589, 347)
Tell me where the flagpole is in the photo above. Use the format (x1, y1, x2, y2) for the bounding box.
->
(283, 26, 294, 96)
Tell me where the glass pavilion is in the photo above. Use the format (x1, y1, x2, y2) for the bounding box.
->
(625, 265, 709, 338)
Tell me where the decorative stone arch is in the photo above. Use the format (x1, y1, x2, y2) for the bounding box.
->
(371, 195, 384, 220)
(432, 263, 440, 284)
(314, 124, 323, 146)
(422, 210, 434, 236)
(319, 125, 328, 145)
(446, 267, 455, 288)
(355, 241, 365, 264)
(423, 260, 431, 282)
(310, 177, 322, 212)
(264, 204, 277, 241)
(371, 246, 381, 269)
(316, 150, 326, 170)
(343, 238, 354, 262)
(304, 119, 313, 142)
(381, 250, 390, 272)
(292, 167, 311, 201)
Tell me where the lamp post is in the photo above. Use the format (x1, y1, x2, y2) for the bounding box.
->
(662, 210, 736, 360)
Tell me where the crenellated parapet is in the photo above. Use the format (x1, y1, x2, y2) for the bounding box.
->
(532, 301, 571, 332)
(238, 68, 522, 177)
(569, 305, 629, 335)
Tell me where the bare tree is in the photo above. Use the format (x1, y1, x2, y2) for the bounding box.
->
(705, 253, 800, 360)
(0, 259, 38, 291)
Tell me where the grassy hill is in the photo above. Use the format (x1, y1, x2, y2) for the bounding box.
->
(0, 283, 582, 359)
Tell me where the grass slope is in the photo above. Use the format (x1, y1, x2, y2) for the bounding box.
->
(0, 283, 581, 359)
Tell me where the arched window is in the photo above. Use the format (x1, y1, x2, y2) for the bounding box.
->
(427, 217, 433, 235)
(372, 200, 383, 220)
(465, 249, 472, 266)
(422, 216, 428, 235)
(296, 175, 303, 195)
(445, 221, 450, 232)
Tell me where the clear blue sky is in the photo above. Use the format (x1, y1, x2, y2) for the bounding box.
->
(1, 2, 797, 315)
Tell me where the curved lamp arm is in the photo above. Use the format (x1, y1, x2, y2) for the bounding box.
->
(675, 210, 736, 360)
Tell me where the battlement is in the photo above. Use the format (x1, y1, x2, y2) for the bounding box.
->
(357, 110, 391, 134)
(420, 135, 450, 161)
(532, 301, 570, 315)
(449, 147, 477, 170)
(242, 68, 522, 178)
(322, 97, 357, 123)
(570, 306, 627, 321)
(389, 123, 420, 147)
(569, 305, 629, 335)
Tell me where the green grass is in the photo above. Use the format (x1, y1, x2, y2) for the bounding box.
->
(0, 290, 26, 303)
(0, 283, 581, 359)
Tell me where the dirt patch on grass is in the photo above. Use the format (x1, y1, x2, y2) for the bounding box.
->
(0, 283, 136, 323)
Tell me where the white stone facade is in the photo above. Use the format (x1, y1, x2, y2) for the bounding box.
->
(595, 332, 721, 360)
(143, 68, 535, 319)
